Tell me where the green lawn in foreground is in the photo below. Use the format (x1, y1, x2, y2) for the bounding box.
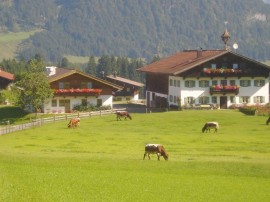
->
(0, 110, 269, 202)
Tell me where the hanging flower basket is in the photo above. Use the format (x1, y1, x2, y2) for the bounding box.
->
(54, 88, 102, 94)
(203, 68, 242, 74)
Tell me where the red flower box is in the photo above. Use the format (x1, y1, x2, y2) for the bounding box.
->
(54, 88, 102, 94)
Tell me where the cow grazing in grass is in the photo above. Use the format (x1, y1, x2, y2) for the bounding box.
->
(143, 144, 169, 161)
(266, 117, 270, 125)
(68, 117, 80, 128)
(116, 111, 132, 121)
(202, 122, 219, 133)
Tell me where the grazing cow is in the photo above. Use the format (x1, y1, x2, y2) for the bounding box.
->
(202, 122, 219, 133)
(68, 117, 80, 128)
(266, 117, 270, 125)
(116, 111, 132, 121)
(143, 144, 169, 161)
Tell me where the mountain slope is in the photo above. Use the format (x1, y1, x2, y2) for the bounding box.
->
(1, 0, 270, 62)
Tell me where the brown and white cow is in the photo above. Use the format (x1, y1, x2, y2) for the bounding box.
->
(68, 117, 80, 128)
(143, 144, 169, 161)
(202, 122, 219, 133)
(115, 111, 132, 121)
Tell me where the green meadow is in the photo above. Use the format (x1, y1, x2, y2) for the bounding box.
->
(0, 110, 269, 202)
(0, 30, 41, 60)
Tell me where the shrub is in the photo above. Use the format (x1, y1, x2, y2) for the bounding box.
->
(72, 103, 111, 112)
(239, 103, 270, 116)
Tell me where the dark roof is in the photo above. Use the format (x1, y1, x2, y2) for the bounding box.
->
(48, 68, 123, 90)
(0, 69, 14, 80)
(137, 50, 270, 75)
(106, 75, 144, 87)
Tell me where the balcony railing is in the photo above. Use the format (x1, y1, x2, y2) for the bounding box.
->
(203, 68, 243, 76)
(210, 85, 239, 95)
(54, 88, 102, 96)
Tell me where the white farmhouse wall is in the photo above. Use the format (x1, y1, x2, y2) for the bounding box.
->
(44, 95, 113, 113)
(168, 75, 270, 108)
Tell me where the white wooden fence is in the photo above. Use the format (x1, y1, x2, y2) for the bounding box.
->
(0, 108, 126, 135)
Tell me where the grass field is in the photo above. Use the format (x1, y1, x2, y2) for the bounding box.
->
(0, 110, 269, 202)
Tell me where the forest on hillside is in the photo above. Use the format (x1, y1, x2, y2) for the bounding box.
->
(1, 0, 270, 63)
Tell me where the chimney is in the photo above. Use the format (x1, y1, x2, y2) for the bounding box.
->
(197, 47, 203, 58)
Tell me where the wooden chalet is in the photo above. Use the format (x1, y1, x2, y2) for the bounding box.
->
(137, 31, 270, 109)
(105, 74, 144, 102)
(0, 68, 14, 90)
(44, 67, 122, 113)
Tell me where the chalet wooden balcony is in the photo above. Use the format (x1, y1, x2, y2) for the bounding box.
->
(210, 85, 239, 95)
(54, 88, 102, 96)
(203, 68, 244, 77)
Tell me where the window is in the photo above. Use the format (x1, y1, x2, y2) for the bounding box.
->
(240, 80, 251, 87)
(211, 64, 216, 69)
(230, 96, 236, 103)
(169, 79, 173, 86)
(185, 80, 195, 88)
(199, 80, 209, 87)
(59, 100, 65, 107)
(97, 99, 102, 107)
(174, 96, 177, 103)
(81, 99, 87, 106)
(233, 64, 238, 69)
(220, 80, 227, 86)
(199, 96, 209, 104)
(126, 87, 130, 92)
(229, 80, 236, 86)
(59, 82, 70, 89)
(253, 96, 265, 103)
(212, 96, 217, 103)
(51, 99, 57, 107)
(169, 95, 173, 102)
(81, 82, 93, 88)
(212, 80, 218, 86)
(184, 97, 195, 104)
(59, 82, 64, 89)
(254, 80, 265, 87)
(240, 96, 250, 103)
(221, 63, 227, 68)
(174, 80, 176, 87)
(177, 80, 180, 87)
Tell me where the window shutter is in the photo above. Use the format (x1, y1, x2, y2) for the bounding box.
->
(192, 80, 195, 87)
(185, 81, 188, 87)
(248, 80, 251, 86)
(199, 80, 202, 87)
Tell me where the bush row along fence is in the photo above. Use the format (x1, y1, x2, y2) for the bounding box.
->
(0, 108, 126, 136)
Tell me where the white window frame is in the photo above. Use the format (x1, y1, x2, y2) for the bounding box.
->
(185, 80, 195, 88)
(199, 80, 210, 88)
(254, 80, 265, 87)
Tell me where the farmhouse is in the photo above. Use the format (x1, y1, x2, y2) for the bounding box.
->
(105, 73, 144, 102)
(44, 67, 122, 113)
(0, 68, 14, 90)
(137, 30, 270, 109)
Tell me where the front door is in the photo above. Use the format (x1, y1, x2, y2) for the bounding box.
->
(59, 99, 70, 113)
(220, 96, 227, 109)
